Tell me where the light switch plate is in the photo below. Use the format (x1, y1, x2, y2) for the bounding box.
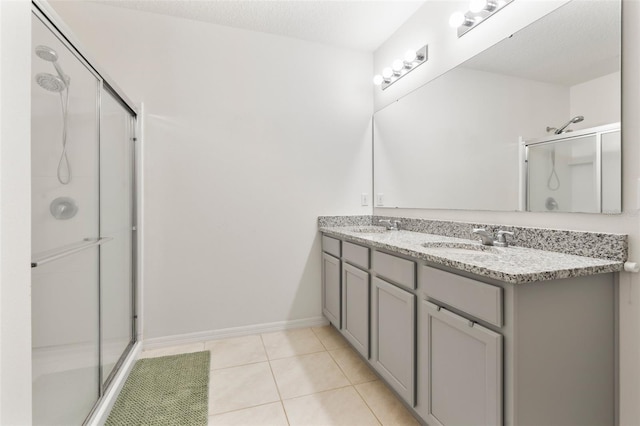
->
(361, 193, 369, 206)
(376, 193, 384, 206)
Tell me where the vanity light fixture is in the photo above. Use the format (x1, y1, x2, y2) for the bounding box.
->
(450, 0, 513, 37)
(373, 44, 428, 90)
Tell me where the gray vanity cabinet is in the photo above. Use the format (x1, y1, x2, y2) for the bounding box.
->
(321, 252, 341, 328)
(320, 231, 615, 426)
(372, 276, 415, 405)
(342, 263, 370, 358)
(322, 236, 342, 327)
(418, 264, 615, 426)
(421, 300, 502, 426)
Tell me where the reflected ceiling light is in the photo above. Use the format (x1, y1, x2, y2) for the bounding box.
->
(391, 59, 404, 76)
(373, 44, 428, 90)
(404, 50, 417, 63)
(470, 0, 497, 13)
(450, 0, 513, 37)
(449, 11, 473, 28)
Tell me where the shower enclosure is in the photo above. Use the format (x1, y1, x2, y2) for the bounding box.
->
(31, 4, 138, 424)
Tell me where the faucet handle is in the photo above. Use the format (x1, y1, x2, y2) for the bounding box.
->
(495, 230, 514, 247)
(392, 220, 401, 230)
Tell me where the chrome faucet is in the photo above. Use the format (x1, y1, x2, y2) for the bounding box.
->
(472, 228, 514, 247)
(472, 228, 495, 246)
(379, 219, 401, 231)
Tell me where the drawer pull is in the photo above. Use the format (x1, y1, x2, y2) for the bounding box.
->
(468, 320, 475, 328)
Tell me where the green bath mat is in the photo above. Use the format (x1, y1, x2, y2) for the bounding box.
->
(106, 351, 210, 426)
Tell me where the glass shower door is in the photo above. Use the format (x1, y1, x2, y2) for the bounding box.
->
(99, 86, 135, 388)
(31, 12, 101, 425)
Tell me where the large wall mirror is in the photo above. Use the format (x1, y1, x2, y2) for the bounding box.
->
(373, 0, 621, 213)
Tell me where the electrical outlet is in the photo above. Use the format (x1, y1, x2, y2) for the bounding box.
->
(361, 193, 369, 206)
(376, 193, 384, 206)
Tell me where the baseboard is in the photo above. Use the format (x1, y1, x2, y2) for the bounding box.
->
(143, 316, 329, 350)
(86, 341, 143, 426)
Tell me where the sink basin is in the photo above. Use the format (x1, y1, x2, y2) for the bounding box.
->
(348, 226, 389, 234)
(421, 242, 499, 254)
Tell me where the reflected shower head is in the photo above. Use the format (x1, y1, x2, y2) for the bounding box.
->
(547, 115, 585, 134)
(35, 45, 59, 62)
(35, 73, 66, 92)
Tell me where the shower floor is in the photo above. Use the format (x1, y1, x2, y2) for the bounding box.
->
(33, 366, 97, 426)
(32, 341, 125, 425)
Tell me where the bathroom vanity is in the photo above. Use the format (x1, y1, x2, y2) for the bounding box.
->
(319, 218, 625, 426)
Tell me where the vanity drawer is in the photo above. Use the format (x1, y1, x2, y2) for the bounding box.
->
(344, 241, 370, 269)
(373, 251, 416, 290)
(322, 235, 341, 258)
(420, 265, 502, 327)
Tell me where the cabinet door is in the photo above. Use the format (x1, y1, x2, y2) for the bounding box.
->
(322, 253, 341, 328)
(422, 300, 502, 426)
(342, 263, 370, 358)
(373, 277, 415, 405)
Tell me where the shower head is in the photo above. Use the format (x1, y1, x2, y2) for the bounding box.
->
(35, 45, 59, 62)
(35, 45, 70, 88)
(551, 115, 585, 134)
(35, 73, 67, 92)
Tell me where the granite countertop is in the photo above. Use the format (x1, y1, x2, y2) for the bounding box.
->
(320, 226, 624, 284)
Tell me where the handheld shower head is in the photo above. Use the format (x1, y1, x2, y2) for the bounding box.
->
(547, 115, 585, 134)
(35, 45, 59, 62)
(35, 73, 66, 92)
(35, 45, 70, 88)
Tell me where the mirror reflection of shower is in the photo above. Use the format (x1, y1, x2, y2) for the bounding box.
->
(35, 45, 72, 185)
(547, 147, 560, 190)
(545, 115, 585, 191)
(546, 115, 584, 134)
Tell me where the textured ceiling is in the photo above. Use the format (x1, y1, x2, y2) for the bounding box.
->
(463, 0, 620, 86)
(91, 0, 426, 52)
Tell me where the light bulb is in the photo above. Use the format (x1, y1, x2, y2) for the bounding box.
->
(382, 67, 393, 79)
(449, 11, 466, 28)
(392, 59, 404, 72)
(373, 75, 384, 86)
(404, 50, 417, 63)
(469, 0, 487, 13)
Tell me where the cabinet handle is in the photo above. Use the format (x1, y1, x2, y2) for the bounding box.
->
(468, 320, 475, 328)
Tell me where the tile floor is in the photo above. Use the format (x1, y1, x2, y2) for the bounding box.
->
(139, 325, 420, 426)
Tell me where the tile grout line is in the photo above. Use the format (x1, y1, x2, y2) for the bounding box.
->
(352, 382, 385, 426)
(279, 383, 355, 403)
(261, 333, 292, 426)
(326, 348, 356, 386)
(207, 401, 286, 420)
(310, 326, 331, 351)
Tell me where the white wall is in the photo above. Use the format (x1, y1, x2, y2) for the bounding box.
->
(50, 1, 373, 340)
(0, 1, 32, 424)
(373, 0, 640, 424)
(570, 71, 621, 129)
